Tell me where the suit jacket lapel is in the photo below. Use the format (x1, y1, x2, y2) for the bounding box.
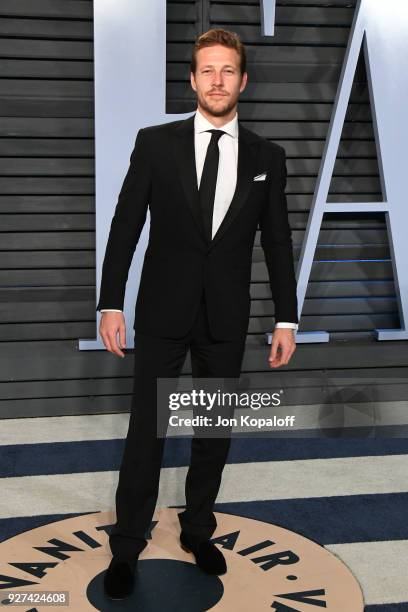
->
(210, 123, 260, 250)
(173, 114, 206, 243)
(173, 112, 261, 248)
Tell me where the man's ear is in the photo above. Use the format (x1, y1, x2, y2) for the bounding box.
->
(190, 71, 197, 92)
(240, 71, 248, 93)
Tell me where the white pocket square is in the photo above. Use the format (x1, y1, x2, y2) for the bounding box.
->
(253, 172, 267, 181)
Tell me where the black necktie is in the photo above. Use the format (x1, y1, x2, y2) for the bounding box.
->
(199, 129, 226, 242)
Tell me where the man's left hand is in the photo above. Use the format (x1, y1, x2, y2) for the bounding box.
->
(268, 328, 296, 368)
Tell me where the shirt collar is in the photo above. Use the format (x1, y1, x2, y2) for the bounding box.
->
(194, 107, 238, 139)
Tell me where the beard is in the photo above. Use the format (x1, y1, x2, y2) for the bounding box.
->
(197, 90, 238, 117)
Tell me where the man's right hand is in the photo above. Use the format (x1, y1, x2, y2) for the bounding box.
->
(99, 311, 126, 358)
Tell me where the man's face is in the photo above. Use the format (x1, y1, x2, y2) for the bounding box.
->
(191, 44, 247, 117)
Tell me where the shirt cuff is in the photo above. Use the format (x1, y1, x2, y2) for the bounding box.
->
(100, 309, 123, 313)
(274, 322, 298, 331)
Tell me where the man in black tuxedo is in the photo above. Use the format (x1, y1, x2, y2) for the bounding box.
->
(97, 28, 298, 599)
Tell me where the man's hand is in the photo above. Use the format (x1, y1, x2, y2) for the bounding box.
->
(268, 328, 296, 368)
(99, 311, 126, 358)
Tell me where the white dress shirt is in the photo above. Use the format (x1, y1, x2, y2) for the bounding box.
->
(194, 107, 238, 240)
(101, 107, 298, 333)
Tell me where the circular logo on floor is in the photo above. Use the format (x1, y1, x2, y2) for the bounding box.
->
(0, 508, 364, 610)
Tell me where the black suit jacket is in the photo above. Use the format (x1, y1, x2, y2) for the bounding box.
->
(96, 112, 298, 340)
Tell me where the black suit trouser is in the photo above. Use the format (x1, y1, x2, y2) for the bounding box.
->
(109, 292, 247, 561)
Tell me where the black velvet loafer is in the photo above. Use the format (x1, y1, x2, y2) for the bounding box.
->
(104, 557, 138, 600)
(180, 531, 227, 575)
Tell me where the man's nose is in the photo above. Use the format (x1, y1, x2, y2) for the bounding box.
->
(211, 73, 224, 85)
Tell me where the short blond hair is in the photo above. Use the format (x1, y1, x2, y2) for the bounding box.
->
(190, 28, 246, 75)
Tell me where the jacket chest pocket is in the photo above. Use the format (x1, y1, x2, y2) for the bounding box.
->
(250, 179, 269, 203)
